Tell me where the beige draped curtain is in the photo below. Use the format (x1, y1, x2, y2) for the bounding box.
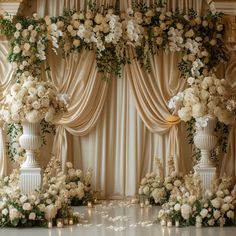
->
(44, 50, 108, 170)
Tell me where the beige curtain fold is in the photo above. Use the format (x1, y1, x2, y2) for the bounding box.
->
(219, 50, 236, 176)
(44, 50, 108, 169)
(0, 41, 14, 177)
(126, 49, 190, 173)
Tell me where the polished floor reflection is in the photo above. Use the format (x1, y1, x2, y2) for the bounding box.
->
(1, 201, 235, 236)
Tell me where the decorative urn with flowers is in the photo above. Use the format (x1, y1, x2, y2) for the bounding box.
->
(168, 72, 236, 190)
(0, 76, 69, 194)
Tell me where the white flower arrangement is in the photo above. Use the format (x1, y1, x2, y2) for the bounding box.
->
(157, 174, 236, 227)
(168, 72, 235, 127)
(0, 76, 69, 124)
(0, 4, 226, 81)
(138, 158, 184, 205)
(0, 157, 81, 227)
(65, 162, 94, 206)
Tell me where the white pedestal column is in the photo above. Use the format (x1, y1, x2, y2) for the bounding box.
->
(19, 122, 42, 194)
(193, 117, 217, 191)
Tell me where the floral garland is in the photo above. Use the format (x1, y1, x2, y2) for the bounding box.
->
(0, 2, 227, 81)
(0, 157, 92, 227)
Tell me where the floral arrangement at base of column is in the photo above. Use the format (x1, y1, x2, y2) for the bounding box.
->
(0, 157, 81, 227)
(65, 162, 94, 206)
(156, 174, 236, 227)
(138, 158, 184, 205)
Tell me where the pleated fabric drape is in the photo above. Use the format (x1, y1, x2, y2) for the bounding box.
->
(0, 41, 14, 176)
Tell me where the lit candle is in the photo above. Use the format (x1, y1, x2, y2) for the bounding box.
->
(87, 201, 93, 208)
(48, 220, 53, 228)
(57, 218, 63, 228)
(69, 218, 74, 225)
(175, 220, 179, 227)
(160, 219, 166, 226)
(196, 222, 202, 228)
(140, 202, 144, 208)
(167, 220, 172, 227)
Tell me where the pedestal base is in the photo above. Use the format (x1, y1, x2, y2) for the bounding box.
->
(194, 165, 216, 191)
(20, 168, 42, 195)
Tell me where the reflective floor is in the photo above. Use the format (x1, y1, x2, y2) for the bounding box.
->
(1, 201, 235, 236)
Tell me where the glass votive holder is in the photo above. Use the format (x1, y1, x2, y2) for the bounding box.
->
(56, 218, 64, 228)
(87, 201, 93, 208)
(160, 219, 166, 226)
(175, 220, 180, 227)
(167, 220, 172, 227)
(69, 218, 74, 225)
(48, 219, 53, 228)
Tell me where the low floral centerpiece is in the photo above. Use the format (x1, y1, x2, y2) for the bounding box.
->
(157, 174, 236, 227)
(65, 162, 94, 206)
(138, 157, 183, 205)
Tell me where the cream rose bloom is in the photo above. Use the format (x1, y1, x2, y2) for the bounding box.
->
(23, 202, 32, 211)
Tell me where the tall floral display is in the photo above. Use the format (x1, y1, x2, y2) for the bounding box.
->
(0, 76, 69, 194)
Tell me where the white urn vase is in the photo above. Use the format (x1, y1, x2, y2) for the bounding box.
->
(19, 122, 42, 194)
(193, 117, 217, 190)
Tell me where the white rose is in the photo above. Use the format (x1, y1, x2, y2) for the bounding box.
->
(24, 43, 31, 51)
(15, 23, 22, 30)
(187, 77, 195, 85)
(213, 210, 221, 219)
(23, 202, 32, 211)
(32, 101, 40, 110)
(2, 208, 8, 216)
(174, 203, 181, 211)
(13, 45, 21, 54)
(221, 204, 229, 212)
(9, 208, 20, 221)
(181, 204, 192, 220)
(178, 107, 192, 122)
(185, 29, 194, 38)
(66, 162, 73, 169)
(200, 208, 208, 218)
(208, 219, 215, 226)
(22, 29, 29, 38)
(224, 196, 232, 203)
(226, 210, 234, 219)
(192, 103, 207, 118)
(211, 198, 221, 209)
(45, 108, 55, 122)
(14, 31, 20, 38)
(165, 183, 173, 190)
(20, 195, 28, 203)
(143, 186, 150, 195)
(26, 110, 41, 123)
(29, 212, 36, 220)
